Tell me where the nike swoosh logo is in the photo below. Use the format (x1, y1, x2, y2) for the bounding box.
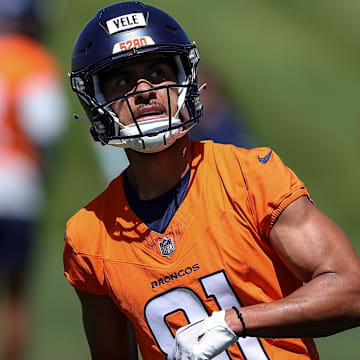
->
(258, 150, 272, 164)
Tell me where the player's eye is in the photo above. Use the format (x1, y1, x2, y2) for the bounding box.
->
(101, 73, 135, 101)
(117, 78, 128, 86)
(110, 74, 135, 95)
(147, 68, 165, 84)
(114, 75, 131, 87)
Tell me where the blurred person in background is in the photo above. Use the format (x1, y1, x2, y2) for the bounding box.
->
(0, 0, 67, 359)
(92, 141, 129, 183)
(93, 62, 256, 183)
(190, 63, 256, 148)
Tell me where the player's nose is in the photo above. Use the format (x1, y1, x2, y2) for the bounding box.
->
(134, 79, 156, 104)
(135, 79, 153, 91)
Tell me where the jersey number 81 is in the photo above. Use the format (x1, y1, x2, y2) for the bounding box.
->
(145, 270, 270, 359)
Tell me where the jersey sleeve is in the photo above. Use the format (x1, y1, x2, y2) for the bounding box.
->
(63, 223, 107, 296)
(244, 147, 312, 239)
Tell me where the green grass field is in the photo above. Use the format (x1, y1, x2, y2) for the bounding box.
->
(25, 1, 360, 359)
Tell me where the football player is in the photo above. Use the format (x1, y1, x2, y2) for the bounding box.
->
(64, 2, 360, 359)
(0, 0, 67, 358)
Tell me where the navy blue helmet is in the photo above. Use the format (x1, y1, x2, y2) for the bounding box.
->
(70, 1, 203, 153)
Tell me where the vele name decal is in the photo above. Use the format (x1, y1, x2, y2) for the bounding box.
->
(106, 12, 146, 34)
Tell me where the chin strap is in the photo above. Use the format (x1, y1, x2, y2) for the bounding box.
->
(199, 82, 207, 92)
(73, 114, 91, 123)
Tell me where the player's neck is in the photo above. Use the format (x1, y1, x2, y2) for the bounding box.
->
(125, 135, 192, 201)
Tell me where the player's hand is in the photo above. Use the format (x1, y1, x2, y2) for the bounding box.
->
(172, 310, 238, 360)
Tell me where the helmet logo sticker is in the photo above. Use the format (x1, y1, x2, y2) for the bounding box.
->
(106, 12, 146, 34)
(113, 36, 155, 54)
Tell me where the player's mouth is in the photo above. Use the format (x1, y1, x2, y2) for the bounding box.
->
(135, 103, 167, 122)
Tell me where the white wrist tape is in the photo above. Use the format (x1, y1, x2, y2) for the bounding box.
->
(173, 310, 239, 360)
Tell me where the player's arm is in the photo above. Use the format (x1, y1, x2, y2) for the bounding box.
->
(226, 195, 360, 338)
(173, 196, 360, 359)
(76, 290, 138, 360)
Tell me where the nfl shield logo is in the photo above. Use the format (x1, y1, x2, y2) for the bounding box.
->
(159, 237, 175, 257)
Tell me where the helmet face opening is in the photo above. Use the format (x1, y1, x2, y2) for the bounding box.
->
(70, 1, 203, 153)
(97, 53, 179, 97)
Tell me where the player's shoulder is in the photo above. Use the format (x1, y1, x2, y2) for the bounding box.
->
(199, 141, 290, 192)
(65, 176, 122, 245)
(241, 146, 278, 168)
(201, 140, 276, 170)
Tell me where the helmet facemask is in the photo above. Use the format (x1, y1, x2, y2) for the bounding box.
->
(82, 52, 201, 153)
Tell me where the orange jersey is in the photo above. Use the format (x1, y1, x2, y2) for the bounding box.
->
(64, 141, 319, 360)
(0, 34, 60, 166)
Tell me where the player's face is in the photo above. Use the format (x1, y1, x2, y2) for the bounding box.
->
(101, 54, 179, 126)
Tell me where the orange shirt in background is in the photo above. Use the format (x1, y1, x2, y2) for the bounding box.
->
(0, 34, 60, 167)
(0, 34, 66, 219)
